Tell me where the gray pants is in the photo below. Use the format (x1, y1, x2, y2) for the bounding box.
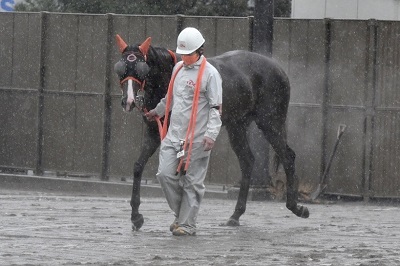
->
(156, 139, 211, 233)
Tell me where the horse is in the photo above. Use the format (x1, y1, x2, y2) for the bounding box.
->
(113, 34, 310, 230)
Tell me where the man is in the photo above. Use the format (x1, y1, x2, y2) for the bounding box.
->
(146, 27, 223, 236)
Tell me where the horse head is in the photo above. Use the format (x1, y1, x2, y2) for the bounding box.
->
(114, 34, 152, 112)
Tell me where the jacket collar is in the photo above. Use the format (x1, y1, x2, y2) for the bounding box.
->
(183, 55, 204, 69)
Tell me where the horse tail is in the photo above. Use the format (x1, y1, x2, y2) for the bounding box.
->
(273, 153, 280, 173)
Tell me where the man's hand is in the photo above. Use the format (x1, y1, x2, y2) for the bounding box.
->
(202, 136, 215, 151)
(145, 109, 157, 121)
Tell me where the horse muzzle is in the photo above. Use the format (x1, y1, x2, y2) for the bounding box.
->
(121, 78, 147, 113)
(121, 79, 141, 112)
(121, 95, 135, 112)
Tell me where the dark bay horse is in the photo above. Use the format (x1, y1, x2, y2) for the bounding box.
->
(114, 35, 310, 230)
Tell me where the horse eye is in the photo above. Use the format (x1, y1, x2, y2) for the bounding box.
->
(136, 62, 150, 78)
(114, 61, 126, 76)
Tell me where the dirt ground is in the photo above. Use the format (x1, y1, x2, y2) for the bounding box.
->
(1, 188, 400, 266)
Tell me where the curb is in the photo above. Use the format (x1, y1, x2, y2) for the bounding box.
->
(0, 174, 228, 200)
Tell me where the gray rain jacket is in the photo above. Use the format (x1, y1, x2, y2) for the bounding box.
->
(154, 56, 223, 143)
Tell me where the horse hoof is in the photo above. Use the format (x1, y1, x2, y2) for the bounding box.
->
(300, 206, 310, 218)
(289, 205, 309, 218)
(131, 214, 144, 231)
(220, 218, 240, 227)
(286, 204, 310, 218)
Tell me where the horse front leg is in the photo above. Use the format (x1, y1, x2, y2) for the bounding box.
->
(130, 159, 145, 230)
(223, 121, 253, 226)
(130, 124, 160, 230)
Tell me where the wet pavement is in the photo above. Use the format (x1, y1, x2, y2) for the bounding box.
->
(1, 185, 400, 265)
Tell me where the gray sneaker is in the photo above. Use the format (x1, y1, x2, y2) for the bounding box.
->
(169, 222, 179, 232)
(172, 227, 196, 236)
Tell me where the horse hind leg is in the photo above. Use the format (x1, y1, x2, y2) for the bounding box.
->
(257, 121, 309, 219)
(223, 118, 254, 226)
(281, 145, 309, 218)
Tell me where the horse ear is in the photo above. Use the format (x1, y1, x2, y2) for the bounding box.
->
(116, 34, 128, 53)
(139, 37, 152, 56)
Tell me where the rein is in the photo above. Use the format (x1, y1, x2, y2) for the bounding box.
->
(151, 50, 178, 137)
(120, 76, 145, 90)
(160, 62, 184, 140)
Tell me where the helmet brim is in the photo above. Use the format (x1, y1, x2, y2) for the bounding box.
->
(176, 48, 196, 55)
(176, 40, 205, 55)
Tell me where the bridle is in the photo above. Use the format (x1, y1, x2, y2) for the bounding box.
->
(119, 49, 177, 114)
(118, 50, 149, 113)
(115, 34, 179, 139)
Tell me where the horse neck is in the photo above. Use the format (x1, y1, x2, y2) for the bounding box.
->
(143, 47, 177, 109)
(147, 47, 177, 84)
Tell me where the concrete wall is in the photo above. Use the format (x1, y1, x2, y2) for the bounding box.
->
(2, 12, 400, 199)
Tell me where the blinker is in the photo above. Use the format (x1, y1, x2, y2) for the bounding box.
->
(114, 55, 150, 81)
(136, 62, 150, 79)
(114, 60, 126, 76)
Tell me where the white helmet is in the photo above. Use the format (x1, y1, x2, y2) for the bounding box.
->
(176, 27, 205, 55)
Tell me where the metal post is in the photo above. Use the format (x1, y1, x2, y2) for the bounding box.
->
(321, 18, 332, 181)
(252, 0, 274, 56)
(176, 14, 184, 36)
(248, 16, 254, 51)
(35, 11, 48, 176)
(101, 13, 114, 181)
(362, 19, 378, 202)
(249, 0, 274, 189)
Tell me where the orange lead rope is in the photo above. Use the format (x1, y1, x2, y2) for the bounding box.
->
(160, 58, 208, 175)
(156, 51, 178, 138)
(160, 63, 184, 140)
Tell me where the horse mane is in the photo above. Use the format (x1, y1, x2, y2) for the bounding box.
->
(142, 46, 177, 110)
